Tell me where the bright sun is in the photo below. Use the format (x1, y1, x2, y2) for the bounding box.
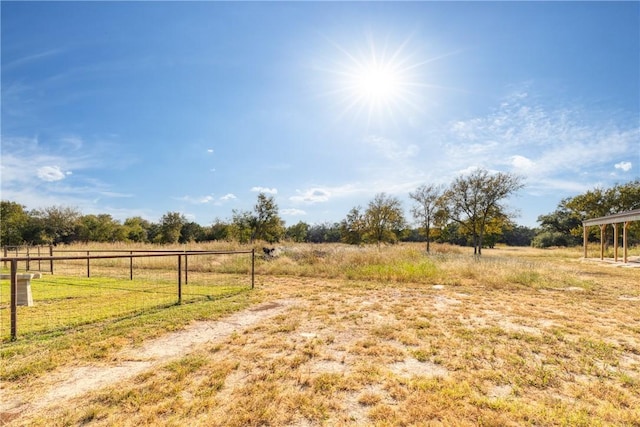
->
(327, 36, 425, 125)
(355, 64, 401, 103)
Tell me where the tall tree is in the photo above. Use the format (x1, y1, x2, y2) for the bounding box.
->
(363, 193, 406, 247)
(230, 209, 254, 244)
(340, 207, 366, 245)
(252, 193, 284, 243)
(0, 201, 29, 246)
(442, 168, 523, 255)
(409, 184, 444, 253)
(158, 212, 186, 244)
(34, 205, 82, 245)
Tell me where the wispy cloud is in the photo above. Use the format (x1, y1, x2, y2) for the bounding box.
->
(220, 193, 237, 201)
(440, 91, 639, 192)
(363, 135, 419, 161)
(251, 186, 278, 194)
(0, 134, 134, 210)
(290, 188, 331, 204)
(2, 48, 65, 71)
(177, 195, 215, 204)
(282, 208, 306, 216)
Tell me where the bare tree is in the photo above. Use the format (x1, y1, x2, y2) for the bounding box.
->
(409, 184, 444, 253)
(442, 169, 523, 255)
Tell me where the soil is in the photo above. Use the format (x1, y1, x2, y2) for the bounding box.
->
(0, 299, 297, 422)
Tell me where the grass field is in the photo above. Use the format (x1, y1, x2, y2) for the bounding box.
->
(1, 243, 639, 426)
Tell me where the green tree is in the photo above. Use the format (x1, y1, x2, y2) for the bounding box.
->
(230, 210, 254, 244)
(0, 201, 29, 246)
(286, 221, 310, 243)
(123, 217, 151, 243)
(206, 218, 231, 241)
(409, 184, 444, 253)
(340, 207, 366, 245)
(180, 221, 205, 243)
(32, 205, 82, 244)
(441, 169, 524, 255)
(76, 214, 122, 243)
(158, 212, 186, 244)
(308, 222, 341, 243)
(251, 193, 285, 243)
(363, 193, 406, 247)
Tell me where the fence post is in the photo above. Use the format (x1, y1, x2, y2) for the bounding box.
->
(50, 245, 54, 274)
(185, 253, 188, 285)
(130, 251, 133, 280)
(38, 246, 41, 271)
(10, 259, 18, 340)
(26, 246, 30, 271)
(177, 255, 182, 304)
(2, 246, 6, 268)
(87, 251, 91, 278)
(251, 249, 255, 289)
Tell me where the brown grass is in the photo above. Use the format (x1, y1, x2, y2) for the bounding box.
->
(2, 243, 639, 426)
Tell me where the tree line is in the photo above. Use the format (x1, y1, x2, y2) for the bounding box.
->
(1, 171, 638, 251)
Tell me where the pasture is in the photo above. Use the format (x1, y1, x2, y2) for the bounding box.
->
(1, 243, 639, 426)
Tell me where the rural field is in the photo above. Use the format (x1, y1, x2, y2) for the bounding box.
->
(1, 243, 639, 426)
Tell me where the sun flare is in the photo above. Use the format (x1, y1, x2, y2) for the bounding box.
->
(325, 36, 427, 125)
(354, 63, 401, 103)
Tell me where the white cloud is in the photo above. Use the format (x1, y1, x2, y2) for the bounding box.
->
(220, 193, 237, 201)
(290, 188, 331, 204)
(511, 155, 535, 172)
(282, 208, 306, 216)
(37, 165, 66, 182)
(614, 161, 632, 172)
(177, 195, 215, 204)
(442, 91, 639, 189)
(251, 186, 278, 194)
(207, 149, 214, 153)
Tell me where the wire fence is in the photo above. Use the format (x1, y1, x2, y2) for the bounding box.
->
(0, 249, 255, 340)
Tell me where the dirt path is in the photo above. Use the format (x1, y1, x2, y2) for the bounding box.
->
(1, 299, 297, 422)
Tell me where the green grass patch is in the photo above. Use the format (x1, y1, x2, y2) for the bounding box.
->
(0, 273, 253, 381)
(345, 259, 438, 282)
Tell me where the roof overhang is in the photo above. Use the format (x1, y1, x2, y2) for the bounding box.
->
(583, 209, 640, 226)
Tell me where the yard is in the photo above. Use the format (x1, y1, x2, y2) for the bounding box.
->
(1, 243, 639, 426)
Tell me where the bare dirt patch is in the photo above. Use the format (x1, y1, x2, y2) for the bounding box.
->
(0, 299, 297, 422)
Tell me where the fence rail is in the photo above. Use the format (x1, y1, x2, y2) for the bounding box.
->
(1, 249, 255, 340)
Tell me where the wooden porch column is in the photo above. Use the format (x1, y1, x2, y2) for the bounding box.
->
(599, 224, 606, 260)
(600, 224, 607, 260)
(613, 223, 618, 262)
(624, 221, 630, 263)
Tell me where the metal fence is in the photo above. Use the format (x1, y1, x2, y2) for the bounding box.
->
(1, 249, 255, 340)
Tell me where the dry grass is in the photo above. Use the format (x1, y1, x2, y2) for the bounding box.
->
(2, 243, 639, 426)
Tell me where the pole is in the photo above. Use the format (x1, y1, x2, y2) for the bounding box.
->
(130, 251, 133, 280)
(87, 251, 90, 277)
(26, 246, 30, 271)
(251, 248, 255, 289)
(10, 259, 18, 340)
(185, 253, 188, 285)
(50, 245, 54, 274)
(177, 255, 182, 304)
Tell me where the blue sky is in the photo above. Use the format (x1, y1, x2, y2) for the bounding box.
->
(2, 2, 638, 228)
